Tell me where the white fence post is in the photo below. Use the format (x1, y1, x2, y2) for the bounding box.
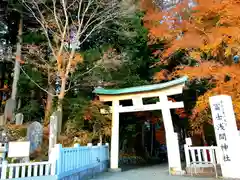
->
(209, 146, 215, 164)
(50, 145, 58, 176)
(184, 144, 190, 167)
(1, 161, 8, 179)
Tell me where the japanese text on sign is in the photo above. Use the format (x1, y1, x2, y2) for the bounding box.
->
(212, 100, 230, 162)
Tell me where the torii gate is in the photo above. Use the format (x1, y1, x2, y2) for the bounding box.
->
(93, 76, 188, 174)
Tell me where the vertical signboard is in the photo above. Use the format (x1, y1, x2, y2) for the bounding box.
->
(209, 95, 240, 178)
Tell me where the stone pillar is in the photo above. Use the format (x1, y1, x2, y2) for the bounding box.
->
(160, 95, 182, 175)
(49, 115, 57, 159)
(210, 95, 240, 178)
(109, 100, 121, 171)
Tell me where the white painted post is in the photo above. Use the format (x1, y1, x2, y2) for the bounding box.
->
(209, 146, 215, 164)
(160, 95, 182, 174)
(210, 95, 240, 178)
(49, 115, 57, 158)
(132, 96, 143, 107)
(109, 100, 121, 171)
(185, 138, 192, 146)
(184, 144, 191, 167)
(49, 145, 56, 176)
(54, 144, 62, 176)
(1, 161, 8, 179)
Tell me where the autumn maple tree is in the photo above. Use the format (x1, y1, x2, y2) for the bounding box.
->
(143, 0, 240, 132)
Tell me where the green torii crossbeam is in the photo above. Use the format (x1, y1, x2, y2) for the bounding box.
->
(93, 76, 188, 95)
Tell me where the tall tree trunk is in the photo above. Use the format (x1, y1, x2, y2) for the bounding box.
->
(56, 76, 67, 135)
(11, 16, 22, 101)
(9, 15, 22, 122)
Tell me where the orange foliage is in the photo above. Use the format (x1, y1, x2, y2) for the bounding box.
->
(173, 62, 240, 130)
(56, 52, 83, 71)
(83, 100, 103, 121)
(144, 0, 240, 131)
(140, 0, 156, 12)
(144, 0, 240, 63)
(154, 69, 170, 81)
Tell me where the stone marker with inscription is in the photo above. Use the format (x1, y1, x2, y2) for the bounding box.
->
(209, 95, 240, 178)
(27, 121, 43, 153)
(49, 115, 57, 157)
(4, 99, 16, 122)
(15, 113, 24, 125)
(0, 115, 5, 126)
(52, 111, 62, 135)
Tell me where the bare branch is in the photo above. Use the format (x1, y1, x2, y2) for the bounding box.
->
(77, 3, 120, 45)
(66, 0, 78, 9)
(19, 65, 56, 96)
(52, 0, 64, 34)
(20, 0, 126, 100)
(21, 0, 58, 61)
(57, 0, 69, 68)
(79, 14, 117, 46)
(65, 64, 100, 92)
(64, 0, 94, 78)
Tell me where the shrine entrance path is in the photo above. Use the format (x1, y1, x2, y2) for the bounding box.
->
(92, 165, 214, 180)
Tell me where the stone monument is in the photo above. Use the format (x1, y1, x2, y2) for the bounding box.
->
(49, 115, 57, 157)
(15, 113, 24, 125)
(0, 115, 5, 126)
(209, 95, 240, 178)
(52, 111, 62, 135)
(27, 121, 43, 153)
(4, 99, 16, 122)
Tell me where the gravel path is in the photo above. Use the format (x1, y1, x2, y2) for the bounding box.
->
(92, 165, 215, 180)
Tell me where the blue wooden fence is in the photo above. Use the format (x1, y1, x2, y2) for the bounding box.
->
(0, 143, 109, 180)
(56, 143, 109, 180)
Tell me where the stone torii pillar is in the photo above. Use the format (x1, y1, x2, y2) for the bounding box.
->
(93, 76, 188, 174)
(110, 100, 120, 170)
